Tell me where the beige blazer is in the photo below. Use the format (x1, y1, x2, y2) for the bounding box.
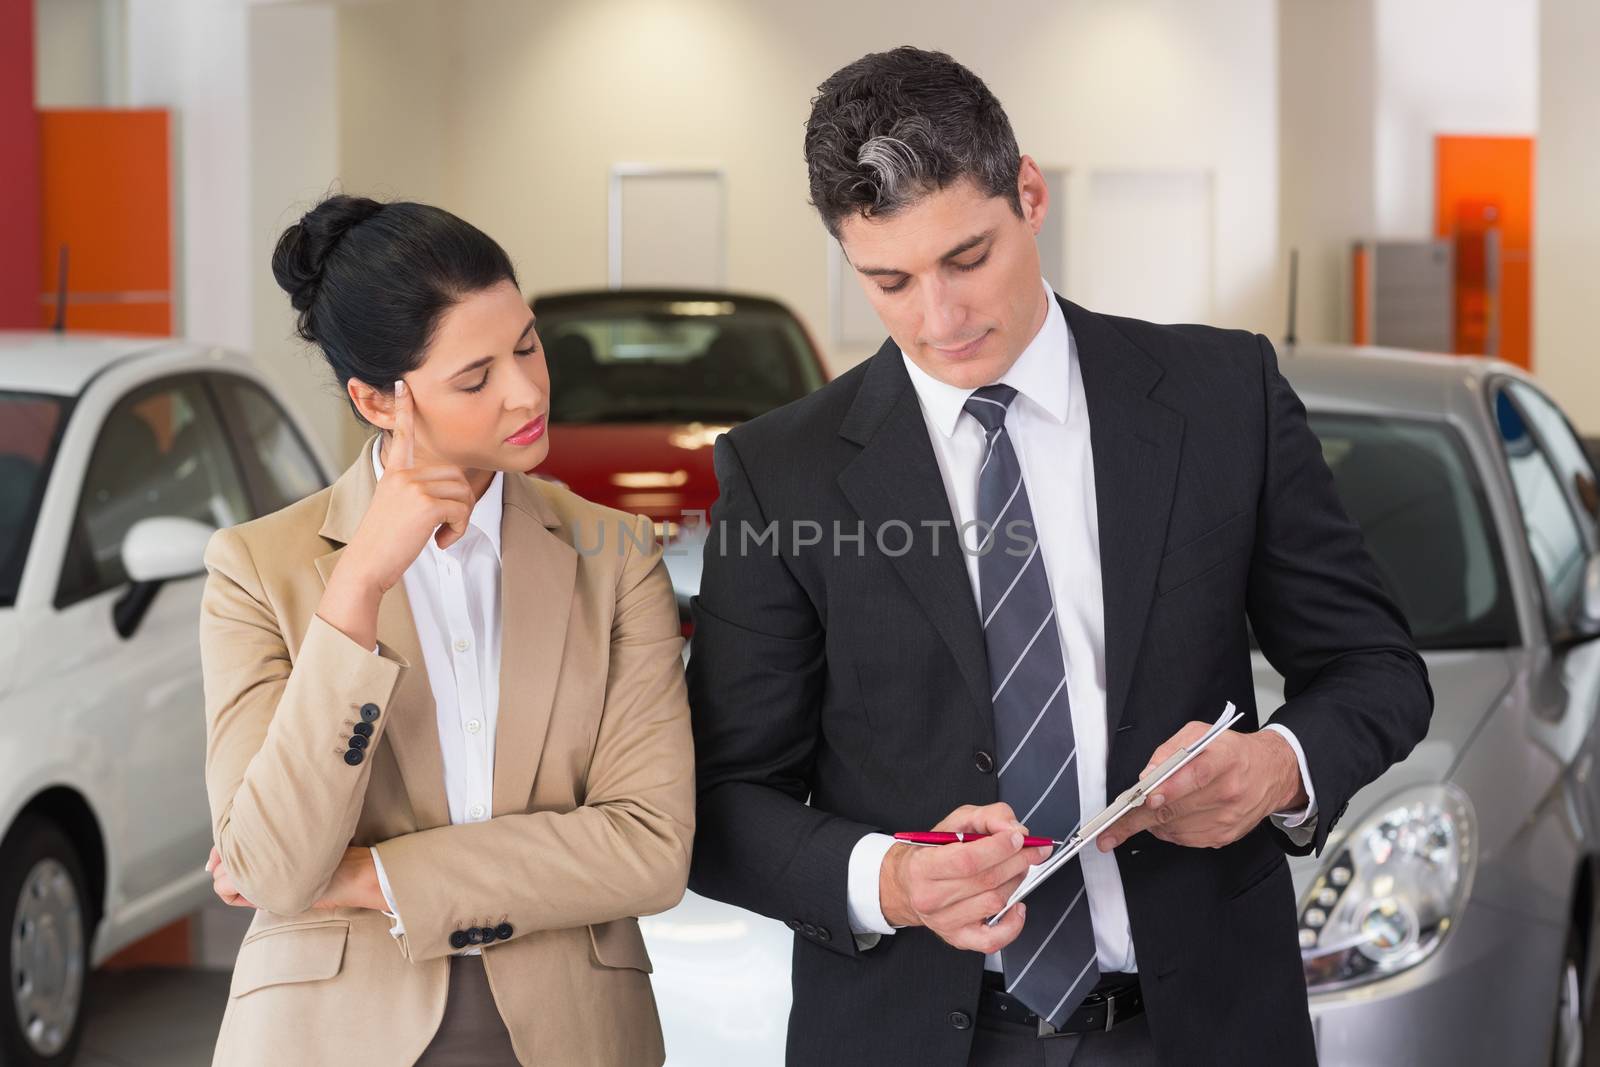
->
(201, 438, 694, 1067)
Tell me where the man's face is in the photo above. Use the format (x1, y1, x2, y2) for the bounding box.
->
(836, 157, 1051, 391)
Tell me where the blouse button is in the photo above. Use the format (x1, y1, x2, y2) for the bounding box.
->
(453, 638, 470, 653)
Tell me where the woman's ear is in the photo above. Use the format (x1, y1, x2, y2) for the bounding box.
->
(348, 378, 394, 430)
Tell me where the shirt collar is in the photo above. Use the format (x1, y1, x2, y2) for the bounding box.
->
(371, 438, 504, 560)
(900, 277, 1072, 438)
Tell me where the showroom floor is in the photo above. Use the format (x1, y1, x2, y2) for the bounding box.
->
(77, 900, 249, 1067)
(74, 895, 1600, 1067)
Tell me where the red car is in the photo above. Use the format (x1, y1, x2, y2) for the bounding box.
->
(530, 288, 828, 529)
(529, 289, 830, 625)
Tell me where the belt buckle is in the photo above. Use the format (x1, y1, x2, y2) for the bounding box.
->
(1034, 991, 1119, 1038)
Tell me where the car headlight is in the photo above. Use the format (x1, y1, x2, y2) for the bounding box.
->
(1299, 783, 1475, 993)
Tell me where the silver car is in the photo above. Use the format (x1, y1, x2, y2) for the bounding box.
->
(643, 343, 1600, 1066)
(1278, 344, 1600, 1067)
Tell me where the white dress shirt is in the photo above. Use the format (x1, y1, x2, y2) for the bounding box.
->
(367, 443, 505, 956)
(844, 279, 1317, 973)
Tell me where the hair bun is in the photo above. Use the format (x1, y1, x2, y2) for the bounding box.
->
(270, 195, 386, 320)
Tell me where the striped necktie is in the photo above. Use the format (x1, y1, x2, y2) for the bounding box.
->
(964, 383, 1100, 1029)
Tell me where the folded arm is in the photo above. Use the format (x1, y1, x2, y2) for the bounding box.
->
(370, 519, 695, 963)
(201, 527, 405, 916)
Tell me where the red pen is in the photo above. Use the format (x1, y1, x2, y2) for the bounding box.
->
(895, 831, 1062, 848)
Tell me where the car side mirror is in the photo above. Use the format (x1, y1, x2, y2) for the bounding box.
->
(113, 517, 216, 640)
(1580, 553, 1600, 636)
(123, 516, 215, 584)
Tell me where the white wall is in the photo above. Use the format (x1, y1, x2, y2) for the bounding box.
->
(339, 0, 1282, 372)
(33, 0, 113, 108)
(114, 0, 355, 460)
(1277, 0, 1538, 345)
(1373, 0, 1538, 239)
(1535, 0, 1600, 432)
(249, 2, 347, 460)
(1278, 0, 1377, 345)
(124, 0, 254, 355)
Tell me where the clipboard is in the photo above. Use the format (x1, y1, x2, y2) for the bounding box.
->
(986, 701, 1244, 926)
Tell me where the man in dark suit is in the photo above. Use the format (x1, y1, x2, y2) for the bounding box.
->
(686, 46, 1431, 1066)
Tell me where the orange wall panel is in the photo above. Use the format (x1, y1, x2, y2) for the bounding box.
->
(1435, 135, 1533, 368)
(37, 109, 173, 335)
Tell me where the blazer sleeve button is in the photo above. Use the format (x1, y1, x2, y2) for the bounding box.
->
(347, 733, 369, 750)
(343, 749, 365, 767)
(785, 919, 802, 932)
(495, 923, 514, 941)
(360, 703, 381, 723)
(450, 930, 470, 950)
(352, 721, 374, 738)
(816, 926, 832, 943)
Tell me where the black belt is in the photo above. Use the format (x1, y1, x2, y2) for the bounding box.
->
(977, 970, 1144, 1038)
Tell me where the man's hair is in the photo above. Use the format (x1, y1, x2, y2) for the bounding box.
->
(804, 47, 1023, 238)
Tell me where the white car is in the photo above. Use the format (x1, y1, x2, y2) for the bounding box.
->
(0, 332, 333, 1066)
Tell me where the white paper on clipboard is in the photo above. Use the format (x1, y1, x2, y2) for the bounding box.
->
(986, 701, 1244, 926)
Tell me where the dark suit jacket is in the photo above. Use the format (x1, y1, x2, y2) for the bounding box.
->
(686, 296, 1433, 1066)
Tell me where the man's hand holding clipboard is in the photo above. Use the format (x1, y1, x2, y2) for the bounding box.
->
(987, 703, 1245, 925)
(886, 699, 1312, 948)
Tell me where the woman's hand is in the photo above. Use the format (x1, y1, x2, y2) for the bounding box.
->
(205, 846, 387, 912)
(206, 846, 256, 909)
(318, 379, 474, 648)
(309, 847, 388, 912)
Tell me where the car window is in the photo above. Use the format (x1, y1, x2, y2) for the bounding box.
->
(1492, 384, 1590, 633)
(1503, 381, 1600, 544)
(210, 375, 326, 515)
(57, 377, 251, 606)
(538, 303, 824, 423)
(1308, 414, 1517, 650)
(0, 392, 71, 608)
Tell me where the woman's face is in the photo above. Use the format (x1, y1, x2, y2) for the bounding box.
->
(369, 279, 552, 474)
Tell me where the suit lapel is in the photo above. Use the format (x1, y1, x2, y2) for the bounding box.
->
(312, 444, 579, 826)
(490, 475, 576, 816)
(837, 344, 994, 722)
(1062, 299, 1184, 738)
(313, 441, 451, 829)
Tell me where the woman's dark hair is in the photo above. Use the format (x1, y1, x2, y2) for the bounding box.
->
(271, 195, 519, 423)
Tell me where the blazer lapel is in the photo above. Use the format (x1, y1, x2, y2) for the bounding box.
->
(314, 439, 450, 830)
(491, 474, 576, 816)
(1062, 299, 1184, 738)
(837, 343, 994, 722)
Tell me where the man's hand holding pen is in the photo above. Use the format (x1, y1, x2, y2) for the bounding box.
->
(879, 802, 1052, 953)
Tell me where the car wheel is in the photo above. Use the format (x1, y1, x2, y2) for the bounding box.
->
(1, 816, 90, 1067)
(1553, 923, 1586, 1067)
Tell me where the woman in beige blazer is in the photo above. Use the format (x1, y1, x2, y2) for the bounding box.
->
(199, 195, 693, 1066)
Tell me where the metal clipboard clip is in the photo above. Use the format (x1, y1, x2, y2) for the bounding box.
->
(987, 701, 1245, 926)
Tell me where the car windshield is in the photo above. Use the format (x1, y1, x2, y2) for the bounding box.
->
(537, 302, 824, 423)
(0, 392, 71, 608)
(1309, 413, 1517, 650)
